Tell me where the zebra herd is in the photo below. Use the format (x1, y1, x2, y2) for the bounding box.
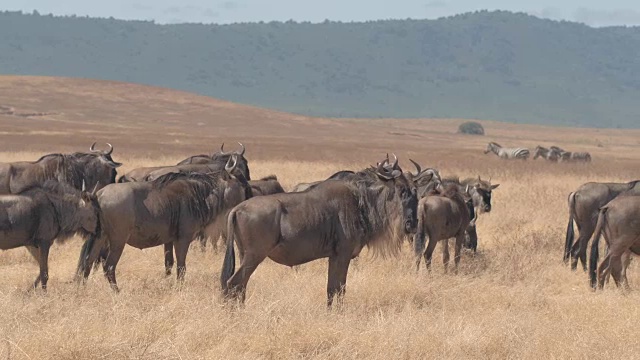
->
(484, 142, 592, 162)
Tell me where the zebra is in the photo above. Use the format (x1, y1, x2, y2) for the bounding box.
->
(533, 146, 561, 162)
(484, 142, 530, 160)
(558, 151, 592, 163)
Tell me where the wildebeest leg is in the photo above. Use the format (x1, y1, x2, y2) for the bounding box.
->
(164, 243, 174, 276)
(621, 250, 632, 290)
(571, 223, 594, 272)
(442, 239, 450, 273)
(226, 252, 266, 303)
(596, 252, 612, 290)
(423, 233, 438, 272)
(454, 233, 464, 274)
(466, 225, 478, 252)
(26, 246, 41, 288)
(608, 254, 624, 289)
(35, 242, 51, 291)
(327, 254, 351, 309)
(174, 239, 191, 282)
(103, 244, 125, 292)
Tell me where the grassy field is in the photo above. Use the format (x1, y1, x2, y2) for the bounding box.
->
(0, 152, 638, 359)
(0, 76, 639, 359)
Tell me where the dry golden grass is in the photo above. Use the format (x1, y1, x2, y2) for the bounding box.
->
(0, 76, 639, 359)
(0, 151, 638, 360)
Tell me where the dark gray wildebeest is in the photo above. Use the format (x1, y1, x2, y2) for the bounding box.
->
(435, 176, 499, 252)
(249, 175, 285, 196)
(0, 180, 99, 290)
(220, 156, 419, 308)
(291, 170, 357, 193)
(484, 142, 530, 160)
(167, 174, 286, 261)
(532, 146, 561, 162)
(589, 194, 640, 290)
(77, 156, 252, 291)
(0, 142, 122, 194)
(118, 142, 250, 183)
(564, 180, 640, 271)
(413, 182, 474, 272)
(176, 142, 247, 166)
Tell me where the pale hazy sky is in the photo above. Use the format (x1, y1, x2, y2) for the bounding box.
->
(4, 0, 640, 27)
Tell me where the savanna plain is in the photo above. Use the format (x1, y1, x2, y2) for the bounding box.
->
(0, 76, 639, 359)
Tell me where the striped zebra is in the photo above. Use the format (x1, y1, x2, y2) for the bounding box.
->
(558, 151, 592, 163)
(484, 142, 530, 160)
(533, 146, 560, 162)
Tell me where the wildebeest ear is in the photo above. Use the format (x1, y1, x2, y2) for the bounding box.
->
(491, 184, 500, 189)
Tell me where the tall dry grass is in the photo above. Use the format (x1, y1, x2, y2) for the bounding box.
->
(0, 152, 638, 359)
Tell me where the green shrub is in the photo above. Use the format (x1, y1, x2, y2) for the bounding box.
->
(458, 121, 485, 135)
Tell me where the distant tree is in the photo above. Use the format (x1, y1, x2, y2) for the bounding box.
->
(457, 121, 485, 135)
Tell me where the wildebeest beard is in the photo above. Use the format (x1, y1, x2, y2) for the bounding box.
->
(347, 175, 407, 259)
(18, 180, 99, 243)
(150, 171, 250, 236)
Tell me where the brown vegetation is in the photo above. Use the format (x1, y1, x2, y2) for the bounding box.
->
(0, 76, 638, 359)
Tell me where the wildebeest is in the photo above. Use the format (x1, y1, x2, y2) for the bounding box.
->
(220, 156, 418, 308)
(588, 194, 640, 290)
(176, 142, 246, 166)
(564, 180, 640, 271)
(77, 155, 252, 290)
(0, 180, 99, 290)
(413, 183, 473, 272)
(484, 142, 530, 160)
(290, 170, 357, 193)
(249, 175, 285, 196)
(119, 142, 250, 183)
(0, 142, 122, 194)
(532, 146, 560, 162)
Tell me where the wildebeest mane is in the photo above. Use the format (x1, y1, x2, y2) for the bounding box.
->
(22, 154, 84, 190)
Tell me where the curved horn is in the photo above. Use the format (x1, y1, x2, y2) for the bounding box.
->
(105, 143, 113, 155)
(375, 161, 394, 180)
(390, 153, 399, 169)
(237, 142, 245, 156)
(81, 179, 86, 192)
(91, 182, 99, 195)
(89, 142, 99, 153)
(409, 158, 422, 176)
(225, 154, 238, 173)
(219, 143, 229, 156)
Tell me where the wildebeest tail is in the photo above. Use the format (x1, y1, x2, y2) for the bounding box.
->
(76, 211, 102, 279)
(563, 192, 576, 263)
(588, 207, 607, 289)
(220, 209, 237, 292)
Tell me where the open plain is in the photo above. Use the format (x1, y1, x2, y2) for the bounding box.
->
(0, 76, 639, 359)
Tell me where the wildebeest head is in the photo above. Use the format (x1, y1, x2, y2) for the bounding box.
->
(405, 159, 441, 192)
(73, 142, 122, 192)
(214, 142, 250, 180)
(465, 176, 499, 213)
(372, 154, 418, 234)
(221, 153, 253, 202)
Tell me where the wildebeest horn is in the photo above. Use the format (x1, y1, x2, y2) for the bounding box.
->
(237, 142, 245, 156)
(81, 179, 86, 192)
(91, 182, 99, 195)
(225, 154, 238, 173)
(219, 142, 230, 156)
(89, 142, 99, 153)
(105, 143, 113, 155)
(409, 158, 421, 176)
(390, 153, 399, 169)
(375, 160, 401, 180)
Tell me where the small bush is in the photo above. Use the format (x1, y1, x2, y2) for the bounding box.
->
(458, 121, 485, 135)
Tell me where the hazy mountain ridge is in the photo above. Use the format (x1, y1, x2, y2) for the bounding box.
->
(2, 10, 640, 128)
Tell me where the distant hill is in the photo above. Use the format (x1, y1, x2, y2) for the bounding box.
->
(1, 10, 640, 128)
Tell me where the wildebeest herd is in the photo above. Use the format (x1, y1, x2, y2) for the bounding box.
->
(0, 141, 636, 308)
(484, 142, 592, 162)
